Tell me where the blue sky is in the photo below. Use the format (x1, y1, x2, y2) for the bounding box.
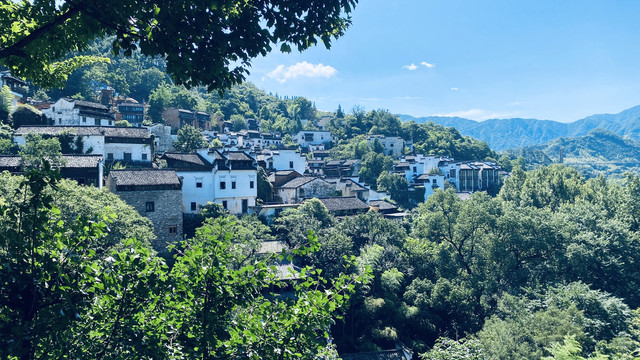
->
(246, 0, 640, 123)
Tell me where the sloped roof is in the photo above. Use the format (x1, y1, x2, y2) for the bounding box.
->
(62, 155, 103, 168)
(258, 241, 288, 255)
(109, 169, 181, 186)
(279, 176, 321, 189)
(340, 349, 406, 360)
(15, 126, 150, 139)
(370, 200, 398, 211)
(161, 152, 213, 171)
(316, 197, 369, 212)
(226, 151, 253, 162)
(0, 155, 102, 169)
(0, 156, 21, 168)
(65, 98, 109, 111)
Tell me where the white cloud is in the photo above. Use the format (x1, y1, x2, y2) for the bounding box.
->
(267, 61, 337, 83)
(402, 63, 418, 71)
(421, 61, 435, 68)
(451, 87, 460, 91)
(433, 109, 518, 121)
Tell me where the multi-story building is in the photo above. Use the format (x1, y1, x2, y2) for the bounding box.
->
(163, 107, 212, 132)
(107, 169, 183, 252)
(367, 135, 405, 158)
(14, 126, 153, 165)
(161, 149, 258, 215)
(294, 130, 333, 149)
(117, 102, 145, 126)
(42, 98, 115, 126)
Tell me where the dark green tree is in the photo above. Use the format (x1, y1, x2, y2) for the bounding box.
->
(173, 124, 209, 153)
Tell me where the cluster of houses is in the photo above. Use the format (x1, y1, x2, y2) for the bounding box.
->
(2, 75, 506, 360)
(1, 90, 505, 252)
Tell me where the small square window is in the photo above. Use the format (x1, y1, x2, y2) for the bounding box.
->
(222, 201, 227, 209)
(124, 153, 132, 161)
(220, 181, 226, 189)
(142, 153, 148, 160)
(107, 153, 114, 160)
(250, 181, 254, 189)
(191, 202, 197, 211)
(231, 181, 236, 189)
(196, 182, 203, 188)
(145, 202, 154, 212)
(168, 225, 177, 234)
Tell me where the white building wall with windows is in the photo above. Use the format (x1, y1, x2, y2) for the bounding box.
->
(294, 130, 333, 147)
(264, 149, 306, 174)
(176, 170, 215, 213)
(213, 169, 257, 214)
(104, 142, 151, 162)
(42, 98, 114, 126)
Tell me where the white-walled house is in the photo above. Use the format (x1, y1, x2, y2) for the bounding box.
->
(161, 149, 258, 215)
(14, 126, 153, 164)
(294, 130, 333, 148)
(257, 149, 307, 174)
(42, 98, 115, 126)
(367, 135, 404, 157)
(276, 177, 335, 204)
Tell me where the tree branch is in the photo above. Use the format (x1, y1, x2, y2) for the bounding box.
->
(0, 5, 83, 59)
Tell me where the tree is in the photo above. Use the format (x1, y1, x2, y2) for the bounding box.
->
(173, 124, 208, 152)
(19, 133, 65, 170)
(1, 0, 359, 90)
(257, 166, 273, 203)
(114, 119, 132, 127)
(0, 85, 12, 124)
(358, 152, 393, 188)
(377, 172, 409, 204)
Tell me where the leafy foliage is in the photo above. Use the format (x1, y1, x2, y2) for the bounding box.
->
(173, 124, 208, 153)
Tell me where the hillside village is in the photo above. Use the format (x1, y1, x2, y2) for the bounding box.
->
(0, 71, 505, 252)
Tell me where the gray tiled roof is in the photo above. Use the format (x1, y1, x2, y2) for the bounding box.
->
(340, 349, 406, 360)
(65, 98, 109, 111)
(0, 156, 21, 168)
(0, 155, 102, 169)
(316, 197, 369, 212)
(16, 126, 150, 139)
(109, 169, 181, 186)
(63, 155, 103, 168)
(370, 200, 398, 211)
(161, 153, 213, 170)
(225, 151, 253, 162)
(279, 176, 321, 189)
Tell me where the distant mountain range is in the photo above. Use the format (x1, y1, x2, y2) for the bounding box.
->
(505, 129, 640, 178)
(399, 105, 640, 151)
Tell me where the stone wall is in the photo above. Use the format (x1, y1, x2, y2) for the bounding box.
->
(114, 189, 183, 253)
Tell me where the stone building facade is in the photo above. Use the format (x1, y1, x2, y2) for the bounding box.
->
(107, 169, 183, 252)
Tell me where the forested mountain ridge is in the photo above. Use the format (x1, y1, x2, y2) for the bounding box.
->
(400, 104, 640, 151)
(506, 129, 640, 178)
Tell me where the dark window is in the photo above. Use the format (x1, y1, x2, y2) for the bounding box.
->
(289, 161, 294, 169)
(169, 225, 177, 234)
(107, 153, 114, 160)
(231, 181, 236, 189)
(142, 153, 148, 160)
(220, 181, 226, 189)
(191, 202, 197, 211)
(222, 200, 227, 209)
(124, 153, 132, 161)
(249, 181, 254, 189)
(95, 119, 100, 125)
(196, 182, 202, 188)
(242, 199, 248, 213)
(145, 202, 155, 212)
(413, 166, 417, 173)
